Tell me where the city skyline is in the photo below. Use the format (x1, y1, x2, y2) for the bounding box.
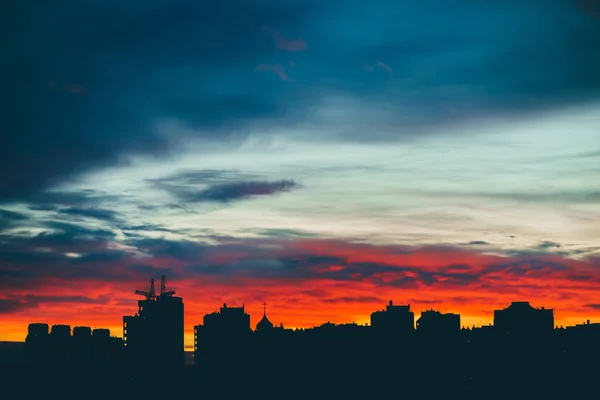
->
(8, 276, 600, 350)
(2, 1, 600, 352)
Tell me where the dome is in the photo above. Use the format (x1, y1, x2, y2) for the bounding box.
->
(256, 312, 274, 331)
(256, 303, 274, 331)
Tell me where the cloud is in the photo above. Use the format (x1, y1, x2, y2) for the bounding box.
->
(0, 209, 28, 221)
(376, 61, 393, 79)
(0, 295, 107, 314)
(150, 169, 255, 186)
(363, 64, 375, 72)
(363, 61, 393, 79)
(537, 241, 562, 250)
(417, 190, 600, 205)
(1, 234, 600, 342)
(2, 0, 599, 202)
(57, 207, 119, 221)
(0, 299, 29, 314)
(0, 221, 117, 265)
(249, 228, 319, 239)
(16, 190, 121, 210)
(261, 25, 308, 52)
(0, 0, 315, 201)
(147, 169, 261, 197)
(3, 233, 593, 294)
(322, 296, 383, 304)
(0, 209, 28, 230)
(256, 63, 294, 81)
(176, 180, 300, 202)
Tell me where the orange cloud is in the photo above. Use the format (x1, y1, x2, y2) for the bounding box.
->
(1, 238, 599, 348)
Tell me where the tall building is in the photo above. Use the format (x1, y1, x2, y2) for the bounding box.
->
(370, 300, 415, 335)
(194, 303, 251, 366)
(493, 301, 554, 335)
(123, 275, 184, 367)
(416, 310, 461, 336)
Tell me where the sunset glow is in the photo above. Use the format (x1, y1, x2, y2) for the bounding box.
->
(2, 0, 600, 350)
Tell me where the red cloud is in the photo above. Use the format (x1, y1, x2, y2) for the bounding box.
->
(261, 25, 308, 52)
(1, 238, 600, 346)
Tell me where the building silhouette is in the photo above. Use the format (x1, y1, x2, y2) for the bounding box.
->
(194, 302, 252, 367)
(417, 310, 461, 337)
(123, 275, 184, 367)
(23, 323, 122, 369)
(493, 301, 554, 335)
(12, 297, 600, 398)
(24, 323, 50, 365)
(72, 326, 92, 366)
(255, 303, 274, 332)
(370, 300, 415, 335)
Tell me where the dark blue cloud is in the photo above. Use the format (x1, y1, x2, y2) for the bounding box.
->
(0, 209, 27, 221)
(537, 241, 562, 250)
(0, 222, 117, 262)
(181, 180, 299, 202)
(0, 295, 109, 314)
(0, 299, 27, 314)
(2, 0, 599, 200)
(250, 228, 320, 239)
(148, 170, 300, 203)
(57, 207, 119, 221)
(130, 238, 209, 261)
(0, 209, 28, 230)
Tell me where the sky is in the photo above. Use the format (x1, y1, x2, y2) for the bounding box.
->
(1, 0, 600, 348)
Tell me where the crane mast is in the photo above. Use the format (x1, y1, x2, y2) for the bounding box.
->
(134, 278, 156, 300)
(160, 274, 176, 297)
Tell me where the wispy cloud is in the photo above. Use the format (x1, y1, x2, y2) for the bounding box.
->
(58, 207, 119, 221)
(180, 180, 300, 202)
(1, 235, 600, 334)
(256, 63, 294, 82)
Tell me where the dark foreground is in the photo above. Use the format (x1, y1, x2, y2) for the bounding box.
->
(1, 354, 597, 399)
(3, 332, 600, 398)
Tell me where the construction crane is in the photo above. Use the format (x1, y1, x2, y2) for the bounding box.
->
(160, 274, 176, 297)
(134, 278, 156, 300)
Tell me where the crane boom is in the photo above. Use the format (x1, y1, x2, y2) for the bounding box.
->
(134, 278, 155, 300)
